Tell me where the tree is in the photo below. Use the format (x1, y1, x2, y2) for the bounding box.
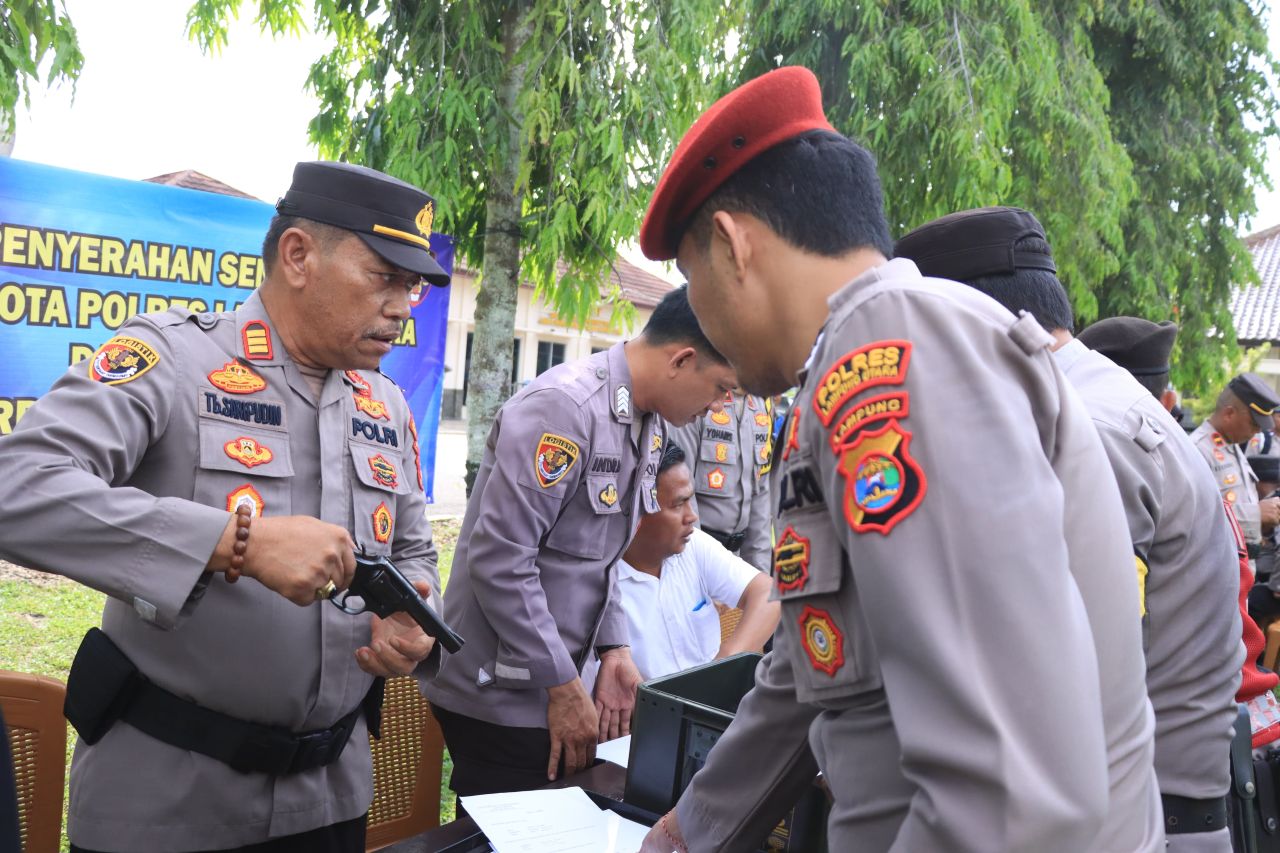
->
(740, 0, 1276, 395)
(188, 0, 740, 489)
(1, 0, 83, 144)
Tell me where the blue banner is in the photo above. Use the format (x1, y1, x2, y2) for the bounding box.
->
(0, 158, 451, 500)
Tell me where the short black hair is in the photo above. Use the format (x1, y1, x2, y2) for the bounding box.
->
(687, 129, 893, 259)
(642, 285, 729, 366)
(962, 236, 1075, 333)
(658, 440, 686, 476)
(261, 215, 346, 275)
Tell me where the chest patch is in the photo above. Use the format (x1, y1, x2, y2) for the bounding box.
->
(707, 468, 726, 490)
(354, 395, 390, 420)
(207, 361, 266, 394)
(226, 484, 265, 517)
(224, 436, 274, 468)
(372, 502, 393, 543)
(352, 418, 399, 447)
(837, 420, 926, 535)
(798, 606, 845, 676)
(774, 527, 811, 593)
(368, 454, 399, 488)
(535, 433, 580, 488)
(813, 341, 911, 426)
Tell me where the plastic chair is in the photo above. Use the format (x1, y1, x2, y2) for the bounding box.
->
(718, 605, 744, 645)
(365, 675, 445, 851)
(0, 670, 67, 853)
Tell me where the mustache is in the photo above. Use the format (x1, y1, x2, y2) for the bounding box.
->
(365, 322, 404, 340)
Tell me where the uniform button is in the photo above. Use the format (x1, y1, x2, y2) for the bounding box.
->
(1269, 817, 1277, 832)
(596, 367, 607, 379)
(1248, 781, 1257, 795)
(199, 312, 216, 326)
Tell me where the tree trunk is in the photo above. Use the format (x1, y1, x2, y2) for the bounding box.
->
(464, 2, 533, 495)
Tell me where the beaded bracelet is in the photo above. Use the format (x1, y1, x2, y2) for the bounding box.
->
(226, 504, 252, 583)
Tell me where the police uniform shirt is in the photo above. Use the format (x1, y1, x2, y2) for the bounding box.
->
(1191, 420, 1261, 546)
(673, 259, 1162, 853)
(1054, 339, 1242, 807)
(666, 394, 773, 571)
(0, 292, 439, 851)
(423, 343, 663, 728)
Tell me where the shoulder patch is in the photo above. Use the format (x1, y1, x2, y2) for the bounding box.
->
(90, 336, 160, 385)
(535, 433, 581, 488)
(829, 392, 909, 453)
(813, 340, 911, 426)
(837, 419, 926, 535)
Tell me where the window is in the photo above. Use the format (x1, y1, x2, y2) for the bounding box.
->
(463, 334, 522, 403)
(536, 340, 566, 376)
(590, 346, 607, 355)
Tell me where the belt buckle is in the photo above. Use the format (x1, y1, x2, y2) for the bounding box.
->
(289, 728, 337, 773)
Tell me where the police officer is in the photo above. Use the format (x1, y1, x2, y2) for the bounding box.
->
(0, 161, 447, 853)
(896, 210, 1242, 852)
(637, 67, 1159, 853)
(422, 285, 738, 798)
(1189, 373, 1280, 564)
(666, 389, 773, 571)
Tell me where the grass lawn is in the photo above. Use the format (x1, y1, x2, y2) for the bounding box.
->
(0, 515, 462, 851)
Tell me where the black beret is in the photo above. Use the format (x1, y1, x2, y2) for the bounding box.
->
(1250, 455, 1280, 483)
(1229, 372, 1280, 432)
(893, 206, 1057, 282)
(276, 161, 450, 286)
(1076, 317, 1178, 377)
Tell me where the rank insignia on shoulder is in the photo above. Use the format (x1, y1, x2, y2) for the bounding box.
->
(368, 454, 399, 488)
(710, 409, 731, 426)
(813, 340, 911, 426)
(241, 321, 273, 360)
(599, 483, 619, 507)
(208, 361, 266, 395)
(707, 467, 726, 490)
(224, 436, 274, 468)
(715, 443, 729, 462)
(226, 484, 264, 517)
(345, 370, 373, 397)
(774, 527, 811, 593)
(755, 412, 772, 429)
(837, 420, 926, 535)
(798, 606, 845, 676)
(535, 433, 580, 488)
(1212, 432, 1225, 447)
(613, 386, 632, 419)
(90, 336, 159, 385)
(828, 392, 910, 454)
(354, 395, 390, 420)
(372, 502, 393, 543)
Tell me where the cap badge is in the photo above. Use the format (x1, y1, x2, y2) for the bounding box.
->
(415, 202, 435, 238)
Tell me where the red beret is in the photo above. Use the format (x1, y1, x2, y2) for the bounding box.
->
(639, 66, 834, 261)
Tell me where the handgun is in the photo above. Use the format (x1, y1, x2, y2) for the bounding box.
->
(328, 550, 465, 654)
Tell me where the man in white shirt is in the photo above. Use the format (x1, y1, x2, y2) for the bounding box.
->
(617, 440, 780, 681)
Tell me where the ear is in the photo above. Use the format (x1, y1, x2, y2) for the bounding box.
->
(1160, 389, 1177, 413)
(669, 345, 698, 374)
(275, 227, 319, 291)
(710, 210, 751, 284)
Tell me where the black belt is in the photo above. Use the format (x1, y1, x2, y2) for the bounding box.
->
(703, 526, 746, 552)
(1162, 793, 1228, 835)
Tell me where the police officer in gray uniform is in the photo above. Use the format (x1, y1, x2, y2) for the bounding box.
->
(1190, 373, 1280, 563)
(666, 391, 773, 571)
(422, 285, 738, 797)
(897, 208, 1243, 852)
(637, 67, 1160, 853)
(0, 162, 448, 853)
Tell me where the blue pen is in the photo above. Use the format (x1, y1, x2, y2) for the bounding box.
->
(692, 597, 708, 612)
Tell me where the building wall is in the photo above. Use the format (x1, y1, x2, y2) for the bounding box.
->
(439, 270, 654, 420)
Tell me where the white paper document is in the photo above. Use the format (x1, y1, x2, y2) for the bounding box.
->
(460, 785, 650, 853)
(596, 734, 632, 768)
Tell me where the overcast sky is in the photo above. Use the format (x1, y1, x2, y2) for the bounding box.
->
(12, 0, 1280, 258)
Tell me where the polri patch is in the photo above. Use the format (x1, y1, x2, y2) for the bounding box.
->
(354, 395, 390, 420)
(369, 454, 399, 489)
(812, 340, 911, 426)
(774, 527, 811, 593)
(226, 483, 264, 517)
(828, 392, 910, 453)
(208, 361, 266, 395)
(838, 420, 926, 535)
(241, 321, 273, 360)
(798, 606, 845, 676)
(372, 502, 393, 543)
(535, 433, 580, 488)
(90, 336, 159, 385)
(224, 436, 274, 468)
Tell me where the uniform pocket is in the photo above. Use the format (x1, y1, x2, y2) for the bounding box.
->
(587, 474, 622, 515)
(193, 419, 292, 517)
(348, 443, 410, 553)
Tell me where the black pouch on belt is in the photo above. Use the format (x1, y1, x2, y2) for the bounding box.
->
(63, 628, 143, 745)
